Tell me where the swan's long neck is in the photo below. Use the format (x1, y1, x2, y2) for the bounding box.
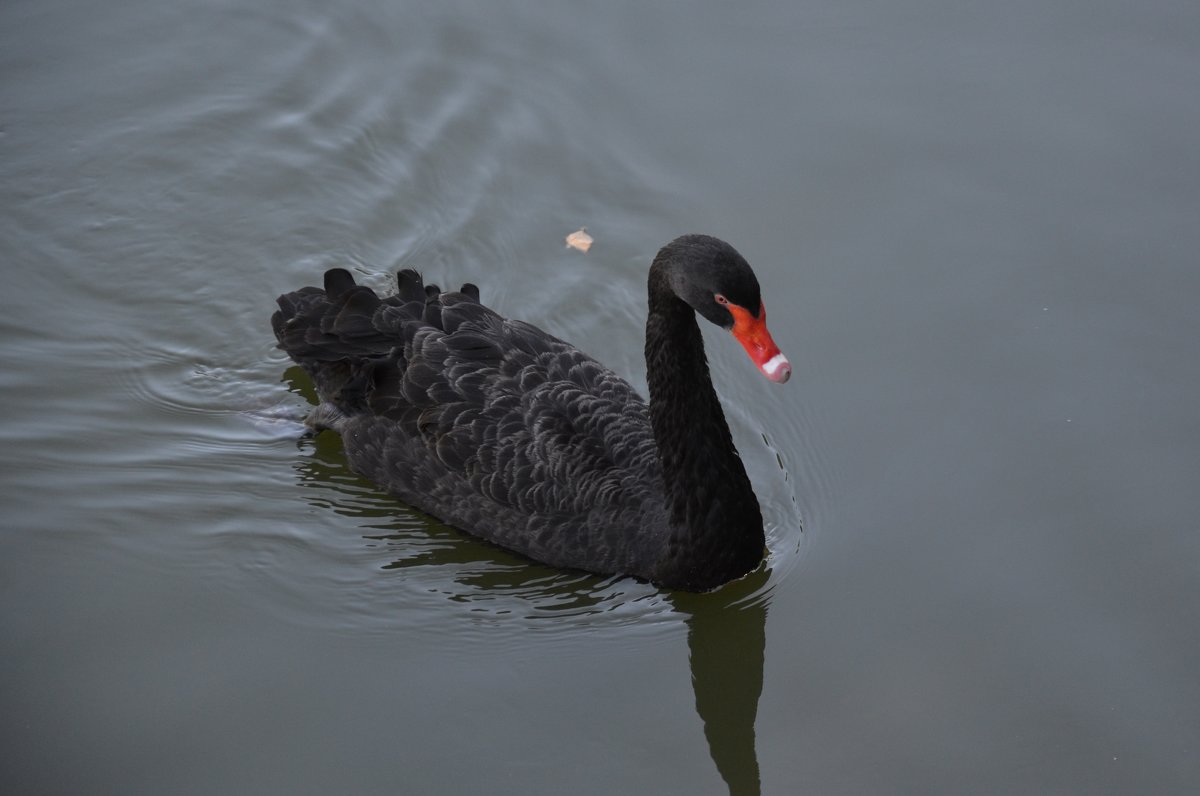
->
(644, 265, 765, 590)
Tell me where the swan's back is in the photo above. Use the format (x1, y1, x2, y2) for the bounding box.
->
(273, 269, 670, 575)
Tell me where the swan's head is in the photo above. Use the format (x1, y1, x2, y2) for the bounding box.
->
(661, 234, 792, 384)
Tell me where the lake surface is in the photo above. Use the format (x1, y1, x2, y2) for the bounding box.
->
(3, 1, 1199, 793)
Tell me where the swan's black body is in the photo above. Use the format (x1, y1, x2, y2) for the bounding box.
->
(273, 234, 781, 591)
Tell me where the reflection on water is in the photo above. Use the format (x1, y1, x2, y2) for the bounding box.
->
(674, 574, 771, 796)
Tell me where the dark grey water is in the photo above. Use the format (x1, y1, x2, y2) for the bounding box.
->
(3, 1, 1199, 793)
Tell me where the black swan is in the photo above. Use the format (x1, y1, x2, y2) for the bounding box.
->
(273, 234, 790, 591)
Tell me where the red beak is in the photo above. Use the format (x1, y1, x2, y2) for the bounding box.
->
(727, 301, 791, 383)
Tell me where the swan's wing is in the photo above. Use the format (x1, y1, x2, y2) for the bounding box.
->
(368, 291, 660, 518)
(275, 269, 661, 519)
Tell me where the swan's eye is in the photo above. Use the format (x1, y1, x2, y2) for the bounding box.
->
(714, 294, 729, 305)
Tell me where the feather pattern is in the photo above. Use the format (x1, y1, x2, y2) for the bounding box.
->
(272, 235, 784, 590)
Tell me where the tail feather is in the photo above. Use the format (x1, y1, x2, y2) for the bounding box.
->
(323, 267, 357, 299)
(274, 266, 500, 425)
(396, 269, 426, 304)
(323, 285, 383, 340)
(274, 268, 404, 414)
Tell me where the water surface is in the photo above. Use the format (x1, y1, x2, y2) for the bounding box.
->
(3, 1, 1199, 793)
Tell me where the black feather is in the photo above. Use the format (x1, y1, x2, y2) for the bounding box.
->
(323, 268, 357, 300)
(272, 235, 778, 591)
